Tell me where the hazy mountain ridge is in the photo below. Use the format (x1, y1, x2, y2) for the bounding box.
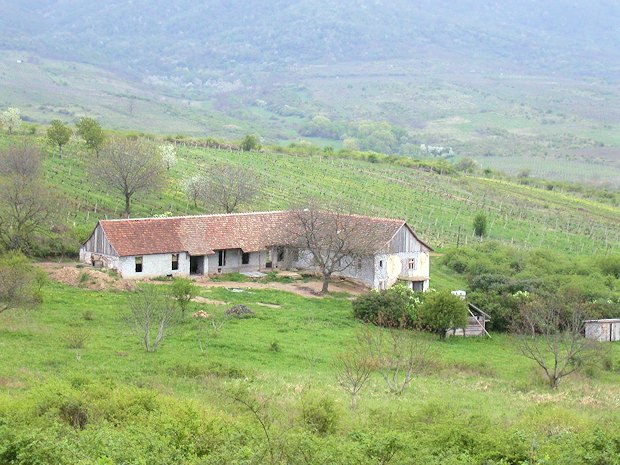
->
(2, 0, 619, 80)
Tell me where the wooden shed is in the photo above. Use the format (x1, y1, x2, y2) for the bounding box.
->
(584, 319, 620, 342)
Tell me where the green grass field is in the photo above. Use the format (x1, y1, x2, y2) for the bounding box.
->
(1, 280, 620, 464)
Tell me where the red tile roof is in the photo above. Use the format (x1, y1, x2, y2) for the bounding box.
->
(91, 211, 428, 257)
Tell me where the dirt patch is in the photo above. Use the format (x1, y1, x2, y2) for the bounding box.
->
(37, 262, 131, 291)
(256, 302, 282, 309)
(192, 277, 367, 298)
(193, 296, 227, 305)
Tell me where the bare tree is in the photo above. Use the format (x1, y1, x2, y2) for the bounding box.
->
(334, 351, 374, 409)
(515, 294, 597, 389)
(0, 144, 54, 251)
(359, 325, 431, 395)
(94, 138, 164, 216)
(289, 206, 381, 294)
(199, 164, 259, 213)
(125, 285, 179, 352)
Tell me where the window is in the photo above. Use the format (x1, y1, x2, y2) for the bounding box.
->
(379, 260, 384, 269)
(241, 252, 250, 265)
(218, 250, 227, 267)
(277, 248, 285, 262)
(408, 258, 416, 270)
(172, 253, 179, 270)
(135, 256, 143, 273)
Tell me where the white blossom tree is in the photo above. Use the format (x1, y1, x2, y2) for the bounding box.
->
(1, 108, 21, 134)
(159, 143, 177, 170)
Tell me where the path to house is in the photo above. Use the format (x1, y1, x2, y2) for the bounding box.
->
(37, 262, 367, 298)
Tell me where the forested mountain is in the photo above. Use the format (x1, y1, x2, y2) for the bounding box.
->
(2, 0, 619, 79)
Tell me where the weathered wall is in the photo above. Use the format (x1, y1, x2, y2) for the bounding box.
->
(79, 249, 120, 271)
(292, 250, 376, 288)
(118, 252, 191, 278)
(82, 224, 117, 256)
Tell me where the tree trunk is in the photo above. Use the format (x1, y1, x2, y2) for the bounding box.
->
(124, 193, 131, 217)
(321, 273, 330, 294)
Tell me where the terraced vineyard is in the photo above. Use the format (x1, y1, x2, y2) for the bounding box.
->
(33, 136, 619, 256)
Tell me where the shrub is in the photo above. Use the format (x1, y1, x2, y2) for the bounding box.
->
(418, 291, 468, 339)
(473, 212, 487, 237)
(62, 328, 89, 349)
(300, 394, 339, 436)
(168, 277, 198, 315)
(352, 285, 422, 328)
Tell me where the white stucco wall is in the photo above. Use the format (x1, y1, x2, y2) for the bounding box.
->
(118, 252, 191, 278)
(79, 248, 120, 271)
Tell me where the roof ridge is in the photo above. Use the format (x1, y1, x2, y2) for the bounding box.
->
(100, 210, 289, 222)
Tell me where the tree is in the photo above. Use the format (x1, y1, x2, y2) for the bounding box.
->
(290, 206, 381, 294)
(1, 107, 21, 134)
(46, 120, 72, 158)
(334, 351, 373, 409)
(417, 290, 468, 339)
(168, 277, 198, 316)
(473, 212, 487, 238)
(158, 143, 177, 170)
(199, 164, 259, 213)
(76, 117, 105, 158)
(0, 144, 54, 251)
(515, 294, 597, 389)
(359, 325, 431, 395)
(125, 285, 179, 352)
(182, 175, 204, 208)
(93, 138, 164, 216)
(240, 134, 261, 151)
(0, 251, 44, 314)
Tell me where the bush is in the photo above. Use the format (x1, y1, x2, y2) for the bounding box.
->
(352, 285, 422, 328)
(300, 394, 339, 436)
(473, 212, 487, 237)
(168, 277, 198, 315)
(418, 291, 468, 339)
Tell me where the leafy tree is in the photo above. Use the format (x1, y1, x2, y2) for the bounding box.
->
(125, 285, 179, 352)
(158, 143, 177, 170)
(93, 138, 164, 216)
(168, 277, 198, 316)
(0, 251, 44, 314)
(240, 134, 261, 151)
(46, 120, 72, 158)
(182, 175, 204, 208)
(473, 212, 487, 238)
(76, 117, 106, 158)
(0, 144, 54, 252)
(417, 290, 468, 339)
(1, 107, 21, 134)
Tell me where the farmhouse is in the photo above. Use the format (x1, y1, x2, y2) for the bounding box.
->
(79, 211, 431, 290)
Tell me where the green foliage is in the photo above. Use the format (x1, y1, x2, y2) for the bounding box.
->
(300, 393, 339, 436)
(352, 284, 422, 328)
(0, 251, 44, 313)
(597, 255, 620, 279)
(75, 117, 105, 157)
(240, 134, 261, 151)
(417, 290, 468, 339)
(46, 120, 72, 158)
(473, 212, 487, 237)
(168, 277, 198, 315)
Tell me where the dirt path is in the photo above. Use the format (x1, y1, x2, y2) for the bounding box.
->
(36, 262, 367, 298)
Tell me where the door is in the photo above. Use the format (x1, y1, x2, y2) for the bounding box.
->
(190, 256, 204, 275)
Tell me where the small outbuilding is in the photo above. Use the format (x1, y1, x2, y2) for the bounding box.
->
(584, 319, 620, 342)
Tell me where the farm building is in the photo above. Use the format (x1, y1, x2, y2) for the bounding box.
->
(585, 319, 620, 342)
(79, 211, 432, 291)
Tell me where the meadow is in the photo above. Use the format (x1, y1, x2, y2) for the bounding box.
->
(1, 278, 620, 464)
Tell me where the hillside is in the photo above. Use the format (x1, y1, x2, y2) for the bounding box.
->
(1, 1, 620, 185)
(2, 133, 614, 256)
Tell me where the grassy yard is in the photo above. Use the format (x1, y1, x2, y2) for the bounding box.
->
(1, 281, 620, 463)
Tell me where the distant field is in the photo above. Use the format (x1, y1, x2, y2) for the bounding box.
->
(2, 50, 620, 187)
